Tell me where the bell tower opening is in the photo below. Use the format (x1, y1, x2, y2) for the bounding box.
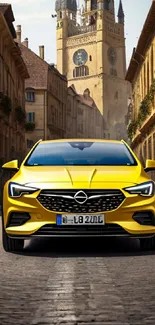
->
(91, 0, 97, 11)
(55, 0, 77, 24)
(104, 0, 115, 15)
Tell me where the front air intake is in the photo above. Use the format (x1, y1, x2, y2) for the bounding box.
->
(7, 212, 31, 227)
(133, 212, 155, 226)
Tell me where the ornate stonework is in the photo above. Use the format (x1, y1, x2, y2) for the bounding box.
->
(66, 33, 96, 47)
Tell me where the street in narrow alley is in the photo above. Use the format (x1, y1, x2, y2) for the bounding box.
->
(1, 220, 155, 325)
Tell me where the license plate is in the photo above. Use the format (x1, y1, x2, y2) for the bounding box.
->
(56, 214, 105, 225)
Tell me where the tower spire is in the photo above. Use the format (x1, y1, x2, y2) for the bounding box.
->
(118, 0, 124, 24)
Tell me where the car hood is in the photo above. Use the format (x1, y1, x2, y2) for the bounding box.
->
(11, 164, 147, 189)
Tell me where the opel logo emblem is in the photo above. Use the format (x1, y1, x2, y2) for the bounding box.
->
(74, 191, 88, 204)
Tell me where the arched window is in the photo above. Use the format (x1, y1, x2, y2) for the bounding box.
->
(73, 65, 89, 78)
(151, 45, 154, 82)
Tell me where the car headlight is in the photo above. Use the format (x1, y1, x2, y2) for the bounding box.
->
(124, 181, 155, 197)
(9, 182, 39, 198)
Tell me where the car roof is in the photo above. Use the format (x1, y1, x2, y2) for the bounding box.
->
(39, 139, 124, 144)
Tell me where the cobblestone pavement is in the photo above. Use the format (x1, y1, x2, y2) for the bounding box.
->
(1, 220, 155, 325)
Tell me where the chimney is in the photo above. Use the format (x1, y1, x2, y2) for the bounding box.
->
(39, 45, 44, 60)
(16, 25, 21, 43)
(22, 38, 29, 48)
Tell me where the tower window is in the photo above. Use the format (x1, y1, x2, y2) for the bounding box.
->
(91, 0, 97, 10)
(73, 66, 89, 78)
(89, 55, 92, 61)
(110, 68, 117, 77)
(60, 11, 62, 19)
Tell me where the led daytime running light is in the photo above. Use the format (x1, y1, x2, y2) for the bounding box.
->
(124, 182, 154, 196)
(9, 182, 39, 198)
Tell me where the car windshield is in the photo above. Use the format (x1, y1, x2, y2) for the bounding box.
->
(24, 141, 137, 166)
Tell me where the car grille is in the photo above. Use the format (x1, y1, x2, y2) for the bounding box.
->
(37, 189, 125, 213)
(33, 224, 127, 237)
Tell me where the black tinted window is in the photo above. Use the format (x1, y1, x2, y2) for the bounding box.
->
(25, 142, 137, 166)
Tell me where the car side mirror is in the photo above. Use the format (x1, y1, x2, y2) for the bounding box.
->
(2, 160, 19, 171)
(144, 159, 155, 173)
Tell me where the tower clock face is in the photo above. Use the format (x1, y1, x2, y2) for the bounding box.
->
(107, 47, 117, 65)
(73, 49, 88, 66)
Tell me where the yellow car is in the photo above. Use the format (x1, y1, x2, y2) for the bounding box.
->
(1, 139, 155, 253)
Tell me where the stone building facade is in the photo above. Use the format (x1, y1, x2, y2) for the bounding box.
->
(0, 5, 29, 201)
(126, 0, 155, 171)
(47, 64, 67, 140)
(0, 6, 29, 164)
(55, 0, 130, 140)
(67, 84, 105, 138)
(16, 26, 67, 152)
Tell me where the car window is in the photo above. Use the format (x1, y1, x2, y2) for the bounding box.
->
(24, 142, 138, 166)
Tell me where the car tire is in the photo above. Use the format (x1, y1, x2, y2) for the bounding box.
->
(2, 227, 24, 252)
(139, 237, 155, 251)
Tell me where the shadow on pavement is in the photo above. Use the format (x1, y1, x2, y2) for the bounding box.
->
(14, 236, 155, 258)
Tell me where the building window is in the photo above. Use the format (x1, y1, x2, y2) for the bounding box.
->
(27, 139, 34, 149)
(73, 66, 89, 78)
(148, 136, 152, 159)
(110, 68, 117, 76)
(27, 112, 35, 122)
(115, 91, 118, 99)
(143, 141, 147, 159)
(151, 45, 154, 83)
(60, 11, 62, 19)
(153, 133, 155, 159)
(89, 55, 92, 61)
(144, 63, 146, 96)
(147, 59, 149, 93)
(26, 91, 35, 102)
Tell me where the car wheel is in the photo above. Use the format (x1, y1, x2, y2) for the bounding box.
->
(2, 227, 24, 252)
(139, 237, 155, 251)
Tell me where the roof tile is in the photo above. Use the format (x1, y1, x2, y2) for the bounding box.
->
(19, 43, 48, 89)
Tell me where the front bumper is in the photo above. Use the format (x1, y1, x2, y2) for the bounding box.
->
(3, 183, 155, 239)
(7, 223, 155, 240)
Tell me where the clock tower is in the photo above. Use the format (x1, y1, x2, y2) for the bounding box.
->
(55, 0, 129, 140)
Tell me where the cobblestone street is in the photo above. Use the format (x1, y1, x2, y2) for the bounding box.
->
(1, 220, 155, 325)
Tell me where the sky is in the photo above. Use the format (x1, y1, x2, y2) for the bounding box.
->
(1, 0, 152, 67)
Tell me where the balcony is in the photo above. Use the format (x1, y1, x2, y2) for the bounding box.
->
(25, 122, 35, 132)
(0, 93, 12, 120)
(15, 106, 26, 125)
